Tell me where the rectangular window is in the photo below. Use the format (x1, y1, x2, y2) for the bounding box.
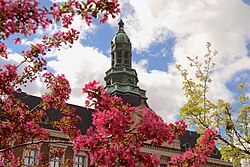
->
(74, 155, 85, 167)
(24, 150, 37, 166)
(50, 157, 60, 167)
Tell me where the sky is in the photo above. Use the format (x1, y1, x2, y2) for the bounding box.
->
(1, 0, 250, 123)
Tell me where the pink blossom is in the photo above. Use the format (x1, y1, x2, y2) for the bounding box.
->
(0, 42, 8, 58)
(79, 81, 189, 166)
(169, 128, 218, 167)
(0, 0, 121, 165)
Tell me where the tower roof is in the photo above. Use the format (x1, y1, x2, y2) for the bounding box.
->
(112, 19, 131, 44)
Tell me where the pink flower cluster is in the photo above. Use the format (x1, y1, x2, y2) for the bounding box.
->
(138, 109, 187, 146)
(62, 0, 120, 25)
(41, 72, 80, 139)
(76, 81, 188, 166)
(0, 0, 120, 40)
(42, 72, 71, 109)
(0, 64, 18, 95)
(43, 28, 80, 49)
(0, 42, 7, 58)
(169, 128, 218, 167)
(0, 0, 52, 39)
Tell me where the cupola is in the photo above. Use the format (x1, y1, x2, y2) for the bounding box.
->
(104, 20, 147, 106)
(111, 19, 132, 68)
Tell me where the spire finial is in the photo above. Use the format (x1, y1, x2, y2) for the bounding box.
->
(118, 19, 124, 29)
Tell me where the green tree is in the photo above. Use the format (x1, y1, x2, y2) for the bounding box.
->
(176, 42, 250, 165)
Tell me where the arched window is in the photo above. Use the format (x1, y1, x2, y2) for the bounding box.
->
(116, 50, 122, 65)
(124, 51, 130, 66)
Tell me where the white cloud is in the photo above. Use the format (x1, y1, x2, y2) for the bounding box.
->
(21, 15, 95, 55)
(47, 42, 110, 106)
(134, 61, 185, 122)
(21, 38, 43, 47)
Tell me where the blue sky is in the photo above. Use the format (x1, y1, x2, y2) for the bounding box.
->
(2, 0, 250, 122)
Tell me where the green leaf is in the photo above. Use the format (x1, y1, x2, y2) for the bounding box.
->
(237, 82, 246, 90)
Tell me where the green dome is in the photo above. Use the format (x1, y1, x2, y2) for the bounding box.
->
(112, 19, 131, 44)
(112, 32, 130, 43)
